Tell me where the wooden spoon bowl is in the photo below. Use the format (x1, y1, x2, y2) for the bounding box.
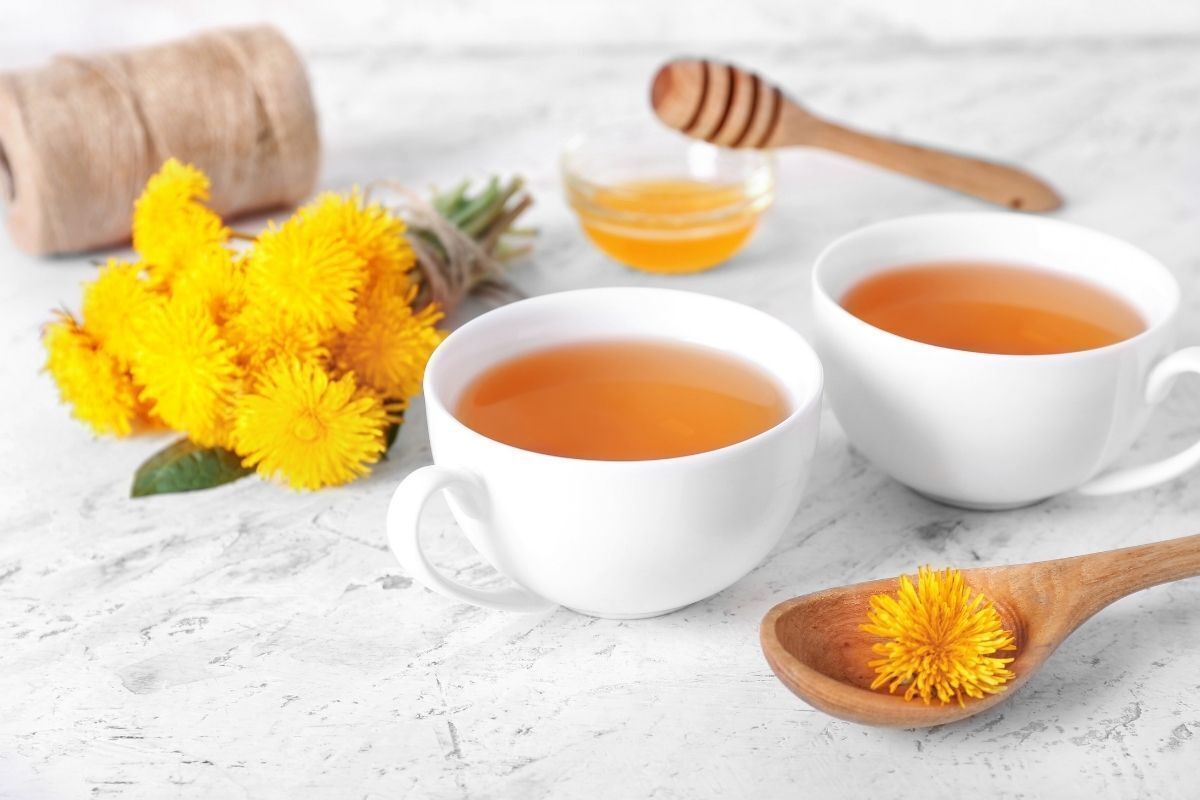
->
(761, 534, 1200, 728)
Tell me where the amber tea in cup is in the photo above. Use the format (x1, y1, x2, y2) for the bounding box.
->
(840, 261, 1147, 355)
(455, 339, 790, 460)
(813, 213, 1200, 509)
(389, 287, 823, 617)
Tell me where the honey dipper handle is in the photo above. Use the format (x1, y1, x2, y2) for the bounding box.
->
(789, 114, 1063, 212)
(651, 59, 1064, 212)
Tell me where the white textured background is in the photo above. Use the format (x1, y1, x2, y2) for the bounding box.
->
(4, 0, 1200, 58)
(1, 2, 1199, 799)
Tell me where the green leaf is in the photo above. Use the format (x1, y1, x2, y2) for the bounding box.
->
(131, 438, 253, 498)
(381, 420, 402, 460)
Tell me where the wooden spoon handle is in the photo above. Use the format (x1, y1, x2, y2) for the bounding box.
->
(1052, 532, 1200, 627)
(651, 58, 1063, 212)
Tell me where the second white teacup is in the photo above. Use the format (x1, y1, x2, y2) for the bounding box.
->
(813, 212, 1200, 510)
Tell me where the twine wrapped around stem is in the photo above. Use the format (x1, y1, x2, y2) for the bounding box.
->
(369, 177, 535, 312)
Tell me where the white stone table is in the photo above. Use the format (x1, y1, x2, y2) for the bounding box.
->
(1, 30, 1198, 800)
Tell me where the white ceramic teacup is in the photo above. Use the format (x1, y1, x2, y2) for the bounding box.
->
(813, 212, 1200, 510)
(387, 288, 823, 618)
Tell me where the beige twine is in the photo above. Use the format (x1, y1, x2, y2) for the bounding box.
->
(0, 26, 319, 255)
(369, 182, 527, 312)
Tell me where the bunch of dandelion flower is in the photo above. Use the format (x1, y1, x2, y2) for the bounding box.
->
(43, 158, 533, 496)
(860, 565, 1017, 706)
(224, 191, 436, 489)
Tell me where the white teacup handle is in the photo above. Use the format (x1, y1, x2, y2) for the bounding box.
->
(386, 465, 555, 613)
(1079, 346, 1200, 495)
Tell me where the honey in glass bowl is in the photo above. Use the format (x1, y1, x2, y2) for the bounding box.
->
(562, 121, 774, 274)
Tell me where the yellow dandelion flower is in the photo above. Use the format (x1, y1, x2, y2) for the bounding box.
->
(132, 294, 242, 447)
(172, 246, 246, 325)
(233, 359, 390, 489)
(80, 259, 157, 369)
(43, 313, 142, 436)
(244, 210, 367, 335)
(227, 301, 329, 374)
(132, 159, 230, 289)
(303, 191, 413, 275)
(333, 284, 444, 399)
(861, 566, 1016, 706)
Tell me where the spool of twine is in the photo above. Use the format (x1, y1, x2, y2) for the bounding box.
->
(0, 25, 320, 255)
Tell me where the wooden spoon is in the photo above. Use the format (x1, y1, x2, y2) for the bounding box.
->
(651, 58, 1063, 212)
(760, 533, 1200, 728)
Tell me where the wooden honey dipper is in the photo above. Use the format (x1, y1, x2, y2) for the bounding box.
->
(651, 58, 1062, 212)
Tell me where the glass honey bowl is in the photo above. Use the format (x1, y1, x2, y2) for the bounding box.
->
(562, 120, 775, 274)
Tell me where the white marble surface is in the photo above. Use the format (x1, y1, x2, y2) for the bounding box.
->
(2, 7, 1200, 799)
